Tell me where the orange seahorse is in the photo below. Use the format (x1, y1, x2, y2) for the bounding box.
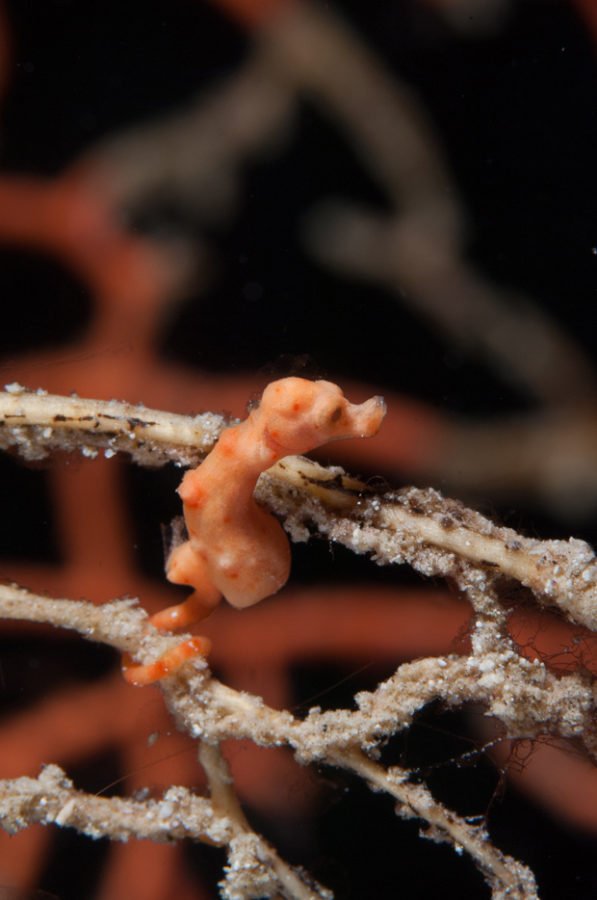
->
(123, 377, 386, 685)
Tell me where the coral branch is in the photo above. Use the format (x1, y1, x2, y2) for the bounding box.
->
(0, 765, 327, 900)
(0, 560, 590, 900)
(0, 386, 225, 466)
(2, 390, 597, 897)
(343, 749, 538, 900)
(4, 389, 597, 632)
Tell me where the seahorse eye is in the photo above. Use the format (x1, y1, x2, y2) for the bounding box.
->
(329, 405, 343, 423)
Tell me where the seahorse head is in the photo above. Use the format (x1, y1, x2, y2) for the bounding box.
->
(256, 377, 386, 457)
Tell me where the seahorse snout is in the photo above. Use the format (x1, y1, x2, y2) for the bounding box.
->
(348, 395, 386, 437)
